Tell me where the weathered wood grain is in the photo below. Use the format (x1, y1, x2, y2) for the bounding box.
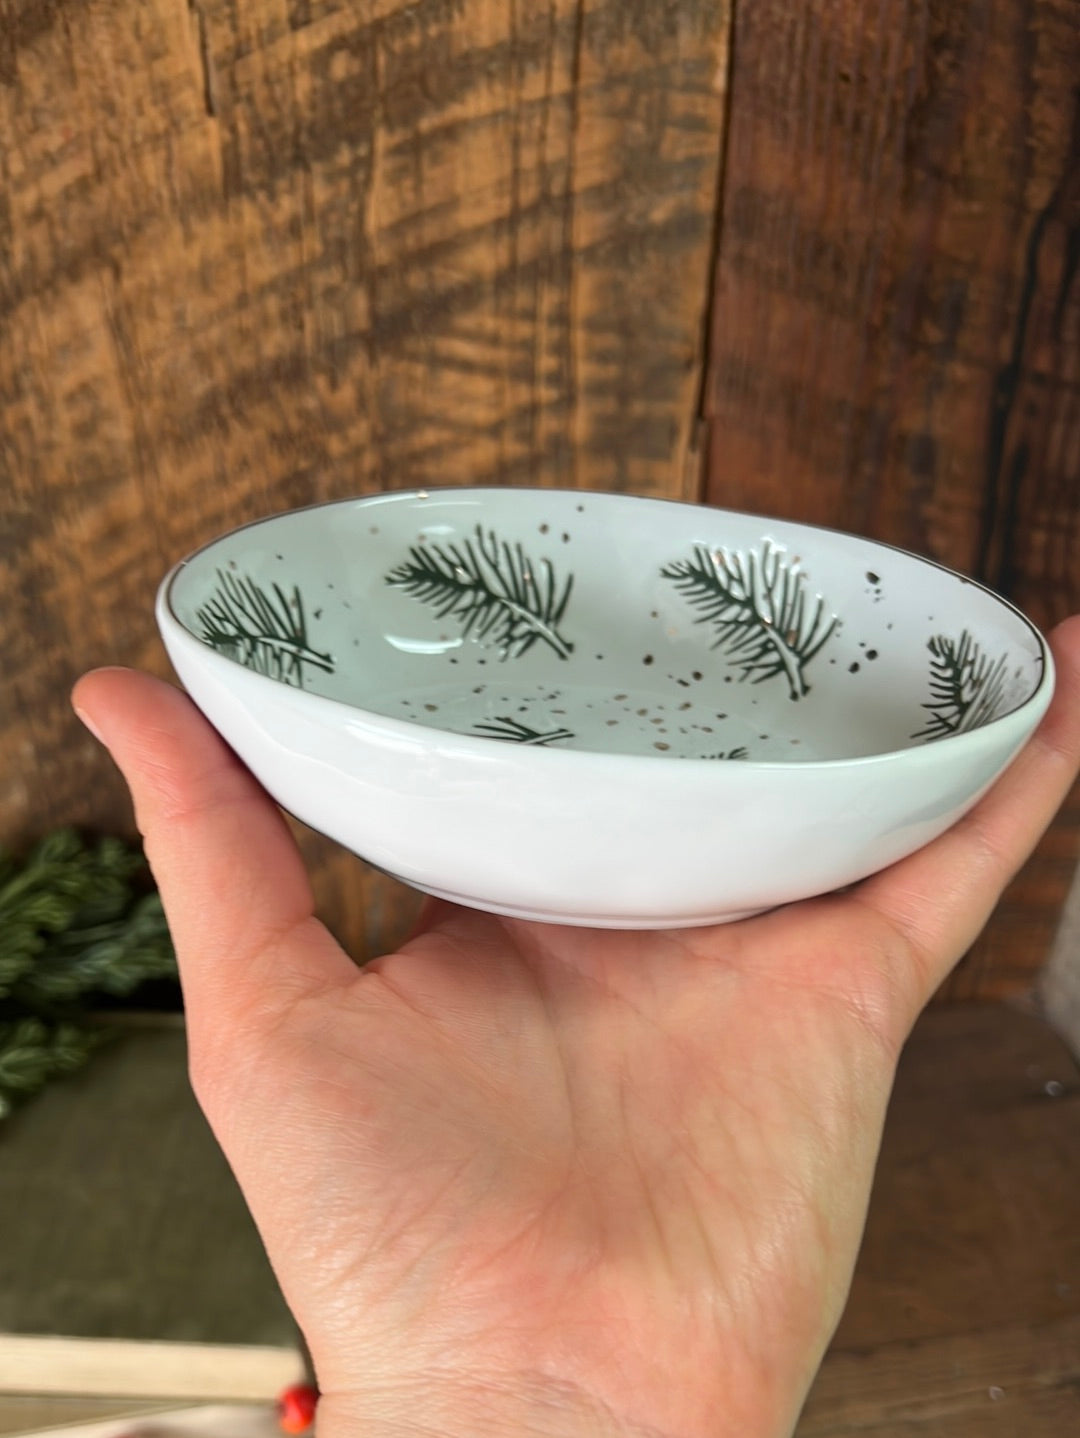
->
(703, 0, 1080, 998)
(798, 1003, 1080, 1435)
(0, 0, 730, 957)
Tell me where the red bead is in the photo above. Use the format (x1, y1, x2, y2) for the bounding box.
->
(277, 1382, 319, 1433)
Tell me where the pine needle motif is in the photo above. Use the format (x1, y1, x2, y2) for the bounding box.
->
(471, 717, 576, 746)
(386, 527, 574, 660)
(702, 747, 750, 760)
(661, 542, 837, 700)
(197, 570, 334, 688)
(912, 631, 1010, 741)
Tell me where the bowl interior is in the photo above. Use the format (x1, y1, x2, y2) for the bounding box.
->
(165, 490, 1047, 763)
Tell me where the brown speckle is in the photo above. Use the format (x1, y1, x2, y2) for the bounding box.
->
(654, 741, 670, 751)
(643, 654, 654, 666)
(849, 662, 860, 674)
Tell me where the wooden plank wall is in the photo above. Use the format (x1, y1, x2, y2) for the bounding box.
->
(0, 0, 729, 957)
(1, 0, 1077, 992)
(703, 0, 1080, 998)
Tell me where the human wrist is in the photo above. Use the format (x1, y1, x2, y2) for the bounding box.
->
(314, 1374, 655, 1438)
(314, 1369, 793, 1438)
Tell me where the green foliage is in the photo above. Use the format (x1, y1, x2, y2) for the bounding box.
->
(387, 526, 575, 660)
(0, 1019, 101, 1120)
(0, 830, 177, 1118)
(197, 569, 335, 687)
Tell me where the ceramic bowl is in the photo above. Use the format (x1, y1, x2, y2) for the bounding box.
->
(156, 488, 1053, 928)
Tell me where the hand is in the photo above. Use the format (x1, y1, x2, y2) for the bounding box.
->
(73, 618, 1080, 1438)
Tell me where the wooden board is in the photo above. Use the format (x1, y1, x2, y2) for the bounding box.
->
(702, 0, 1080, 998)
(0, 0, 730, 959)
(0, 1404, 281, 1437)
(0, 1398, 172, 1437)
(3, 0, 1076, 990)
(798, 1002, 1080, 1435)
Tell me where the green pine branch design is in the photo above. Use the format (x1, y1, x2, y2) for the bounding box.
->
(912, 631, 1010, 741)
(470, 716, 576, 746)
(661, 541, 837, 700)
(386, 527, 575, 661)
(197, 570, 334, 688)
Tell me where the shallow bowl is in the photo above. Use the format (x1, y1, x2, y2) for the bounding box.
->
(156, 488, 1053, 928)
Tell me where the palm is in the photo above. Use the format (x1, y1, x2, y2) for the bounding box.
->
(74, 625, 1080, 1438)
(179, 898, 938, 1435)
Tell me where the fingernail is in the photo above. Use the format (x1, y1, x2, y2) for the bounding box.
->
(75, 707, 106, 745)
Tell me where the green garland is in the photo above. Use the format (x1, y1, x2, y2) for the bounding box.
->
(0, 829, 177, 1118)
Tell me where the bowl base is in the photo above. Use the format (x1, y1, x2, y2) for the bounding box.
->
(392, 872, 769, 930)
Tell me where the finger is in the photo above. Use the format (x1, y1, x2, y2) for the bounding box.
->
(857, 615, 1080, 999)
(72, 668, 357, 1043)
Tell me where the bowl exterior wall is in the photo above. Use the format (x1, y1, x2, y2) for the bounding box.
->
(159, 616, 1045, 928)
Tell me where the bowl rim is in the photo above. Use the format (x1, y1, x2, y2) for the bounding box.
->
(158, 486, 1055, 772)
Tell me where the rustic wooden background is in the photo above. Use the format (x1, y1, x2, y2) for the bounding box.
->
(1, 0, 1077, 995)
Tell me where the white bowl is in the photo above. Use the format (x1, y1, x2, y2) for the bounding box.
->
(157, 489, 1053, 929)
